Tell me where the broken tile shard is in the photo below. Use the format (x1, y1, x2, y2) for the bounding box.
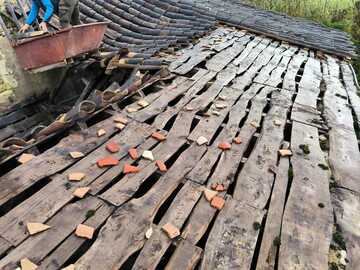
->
(142, 150, 154, 161)
(68, 172, 86, 181)
(145, 227, 153, 239)
(114, 116, 128, 125)
(215, 184, 226, 192)
(156, 160, 168, 172)
(212, 110, 220, 116)
(128, 148, 138, 160)
(138, 100, 150, 108)
(123, 164, 140, 174)
(197, 136, 208, 146)
(233, 137, 242, 144)
(27, 222, 51, 235)
(218, 142, 231, 151)
(106, 141, 120, 153)
(73, 187, 91, 198)
(97, 129, 106, 137)
(69, 151, 84, 159)
(274, 119, 282, 126)
(279, 149, 293, 157)
(151, 132, 166, 141)
(215, 103, 227, 109)
(75, 224, 95, 239)
(18, 153, 35, 164)
(250, 121, 259, 128)
(204, 189, 218, 202)
(127, 107, 138, 113)
(62, 264, 75, 270)
(20, 258, 38, 270)
(162, 223, 180, 239)
(211, 196, 225, 210)
(115, 123, 126, 130)
(97, 157, 119, 167)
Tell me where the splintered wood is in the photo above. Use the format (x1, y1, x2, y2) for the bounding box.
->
(0, 27, 359, 270)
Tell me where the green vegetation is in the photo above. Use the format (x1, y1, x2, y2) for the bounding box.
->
(244, 0, 360, 83)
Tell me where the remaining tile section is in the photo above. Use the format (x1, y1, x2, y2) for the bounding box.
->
(68, 172, 86, 181)
(20, 258, 38, 270)
(123, 164, 140, 174)
(218, 142, 231, 151)
(128, 148, 138, 160)
(97, 157, 119, 167)
(73, 187, 91, 198)
(69, 151, 85, 159)
(18, 153, 35, 164)
(151, 132, 166, 141)
(27, 222, 51, 235)
(142, 150, 154, 161)
(162, 223, 180, 239)
(211, 196, 225, 210)
(75, 224, 95, 239)
(106, 141, 120, 153)
(156, 160, 168, 172)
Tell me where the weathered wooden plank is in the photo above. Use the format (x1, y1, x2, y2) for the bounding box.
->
(132, 181, 203, 269)
(76, 144, 206, 269)
(233, 36, 263, 67)
(282, 49, 308, 91)
(39, 202, 114, 270)
(0, 197, 104, 269)
(233, 90, 292, 208)
(256, 157, 289, 270)
(0, 114, 125, 207)
(201, 197, 265, 270)
(165, 240, 203, 270)
(332, 188, 360, 269)
(0, 122, 154, 246)
(0, 236, 11, 257)
(279, 121, 332, 270)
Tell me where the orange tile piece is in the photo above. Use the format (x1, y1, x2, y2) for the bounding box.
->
(75, 224, 95, 239)
(114, 116, 128, 125)
(69, 151, 84, 159)
(151, 132, 167, 141)
(279, 149, 293, 157)
(215, 184, 226, 192)
(18, 153, 35, 164)
(211, 196, 225, 210)
(97, 128, 106, 137)
(218, 142, 231, 151)
(106, 141, 120, 153)
(156, 160, 168, 172)
(20, 258, 38, 270)
(204, 189, 218, 202)
(123, 164, 140, 174)
(233, 137, 242, 144)
(73, 187, 91, 198)
(97, 156, 119, 167)
(68, 172, 86, 181)
(27, 222, 51, 235)
(128, 148, 138, 160)
(162, 223, 180, 239)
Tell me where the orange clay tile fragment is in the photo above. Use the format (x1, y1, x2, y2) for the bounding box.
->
(20, 258, 38, 270)
(114, 116, 128, 125)
(69, 151, 84, 159)
(151, 132, 166, 141)
(27, 222, 51, 235)
(211, 196, 225, 210)
(279, 149, 293, 157)
(68, 172, 85, 181)
(204, 189, 218, 202)
(233, 137, 242, 144)
(106, 141, 120, 153)
(128, 148, 138, 160)
(115, 123, 126, 130)
(97, 156, 119, 167)
(215, 184, 226, 192)
(18, 153, 35, 164)
(218, 142, 231, 151)
(97, 128, 106, 137)
(75, 224, 95, 239)
(73, 187, 91, 198)
(162, 223, 180, 239)
(123, 164, 140, 174)
(156, 160, 168, 172)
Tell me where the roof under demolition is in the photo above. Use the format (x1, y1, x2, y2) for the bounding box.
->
(0, 1, 360, 270)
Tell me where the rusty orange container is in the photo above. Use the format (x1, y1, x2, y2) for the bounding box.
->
(13, 22, 108, 71)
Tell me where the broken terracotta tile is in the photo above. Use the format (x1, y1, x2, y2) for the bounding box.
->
(127, 107, 138, 113)
(204, 189, 218, 202)
(279, 149, 293, 157)
(250, 121, 259, 128)
(20, 258, 38, 270)
(73, 187, 91, 198)
(114, 116, 128, 125)
(97, 156, 119, 167)
(162, 223, 180, 239)
(106, 141, 120, 153)
(185, 106, 194, 111)
(145, 227, 153, 239)
(218, 142, 231, 151)
(233, 137, 242, 144)
(151, 132, 166, 141)
(62, 264, 75, 270)
(196, 136, 208, 146)
(156, 160, 168, 172)
(97, 128, 106, 137)
(215, 103, 227, 109)
(210, 183, 218, 191)
(274, 119, 282, 126)
(69, 151, 85, 159)
(115, 123, 126, 130)
(215, 184, 226, 192)
(68, 172, 86, 181)
(211, 196, 225, 210)
(27, 222, 51, 235)
(75, 224, 95, 239)
(128, 148, 138, 160)
(212, 110, 220, 116)
(123, 164, 140, 174)
(138, 100, 150, 108)
(18, 153, 35, 164)
(142, 150, 154, 161)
